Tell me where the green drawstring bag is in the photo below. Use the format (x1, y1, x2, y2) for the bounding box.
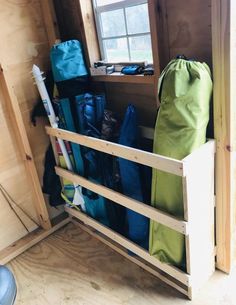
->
(149, 58, 212, 270)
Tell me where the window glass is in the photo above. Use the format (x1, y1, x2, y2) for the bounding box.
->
(104, 38, 129, 61)
(125, 3, 150, 35)
(93, 0, 153, 63)
(129, 35, 153, 62)
(96, 0, 123, 6)
(100, 9, 126, 38)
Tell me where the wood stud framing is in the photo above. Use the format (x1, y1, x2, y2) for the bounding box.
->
(0, 214, 70, 265)
(41, 0, 60, 46)
(211, 0, 236, 273)
(0, 66, 51, 230)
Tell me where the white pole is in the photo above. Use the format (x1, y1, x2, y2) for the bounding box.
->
(32, 64, 85, 211)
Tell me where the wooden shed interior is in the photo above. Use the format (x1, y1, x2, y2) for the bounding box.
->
(0, 0, 236, 303)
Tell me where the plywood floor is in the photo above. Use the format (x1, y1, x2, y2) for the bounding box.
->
(7, 223, 236, 305)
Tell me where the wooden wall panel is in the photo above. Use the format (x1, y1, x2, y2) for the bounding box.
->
(164, 0, 212, 67)
(166, 0, 212, 65)
(105, 83, 157, 127)
(53, 0, 212, 128)
(53, 0, 83, 42)
(0, 81, 38, 251)
(0, 0, 62, 250)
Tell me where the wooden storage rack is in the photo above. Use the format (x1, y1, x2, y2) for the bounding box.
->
(46, 126, 215, 300)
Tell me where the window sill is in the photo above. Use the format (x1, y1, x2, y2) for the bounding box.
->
(91, 73, 155, 84)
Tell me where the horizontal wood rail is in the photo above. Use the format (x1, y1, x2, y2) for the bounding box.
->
(46, 126, 184, 176)
(65, 206, 190, 286)
(72, 218, 189, 296)
(56, 167, 188, 235)
(0, 213, 70, 265)
(91, 74, 155, 84)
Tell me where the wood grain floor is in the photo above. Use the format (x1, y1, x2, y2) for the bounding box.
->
(7, 223, 236, 305)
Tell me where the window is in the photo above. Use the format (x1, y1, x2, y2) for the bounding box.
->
(93, 0, 153, 63)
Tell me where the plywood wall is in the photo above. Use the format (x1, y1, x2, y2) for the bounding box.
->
(53, 0, 212, 128)
(0, 0, 60, 251)
(164, 0, 212, 67)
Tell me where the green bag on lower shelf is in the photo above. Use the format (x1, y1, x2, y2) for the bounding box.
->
(149, 58, 213, 270)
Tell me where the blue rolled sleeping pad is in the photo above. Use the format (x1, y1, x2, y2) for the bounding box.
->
(118, 105, 149, 249)
(74, 93, 109, 226)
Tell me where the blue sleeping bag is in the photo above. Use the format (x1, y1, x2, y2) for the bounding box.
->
(118, 105, 149, 249)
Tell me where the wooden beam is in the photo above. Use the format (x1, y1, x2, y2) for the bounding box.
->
(0, 66, 51, 230)
(91, 74, 155, 84)
(148, 0, 161, 94)
(211, 0, 235, 272)
(0, 214, 70, 265)
(65, 206, 190, 286)
(56, 166, 188, 234)
(41, 0, 60, 47)
(78, 0, 100, 67)
(72, 218, 189, 297)
(46, 126, 184, 176)
(155, 0, 170, 70)
(231, 0, 236, 270)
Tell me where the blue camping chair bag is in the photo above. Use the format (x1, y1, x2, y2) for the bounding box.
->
(50, 40, 89, 98)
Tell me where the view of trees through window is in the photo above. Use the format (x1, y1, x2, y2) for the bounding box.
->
(93, 0, 153, 63)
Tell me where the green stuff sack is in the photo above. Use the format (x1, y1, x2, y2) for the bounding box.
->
(149, 58, 212, 270)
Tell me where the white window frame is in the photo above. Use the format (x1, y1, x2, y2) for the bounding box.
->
(92, 0, 152, 63)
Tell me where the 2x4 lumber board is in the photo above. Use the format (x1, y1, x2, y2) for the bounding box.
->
(41, 0, 60, 47)
(211, 0, 233, 273)
(91, 74, 155, 84)
(65, 206, 190, 286)
(46, 127, 184, 176)
(79, 0, 100, 67)
(148, 0, 161, 96)
(0, 215, 70, 265)
(0, 66, 51, 230)
(71, 218, 189, 298)
(231, 0, 236, 270)
(155, 0, 170, 70)
(56, 167, 188, 234)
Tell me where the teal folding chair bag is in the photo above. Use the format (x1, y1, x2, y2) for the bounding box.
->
(149, 58, 212, 269)
(50, 40, 88, 82)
